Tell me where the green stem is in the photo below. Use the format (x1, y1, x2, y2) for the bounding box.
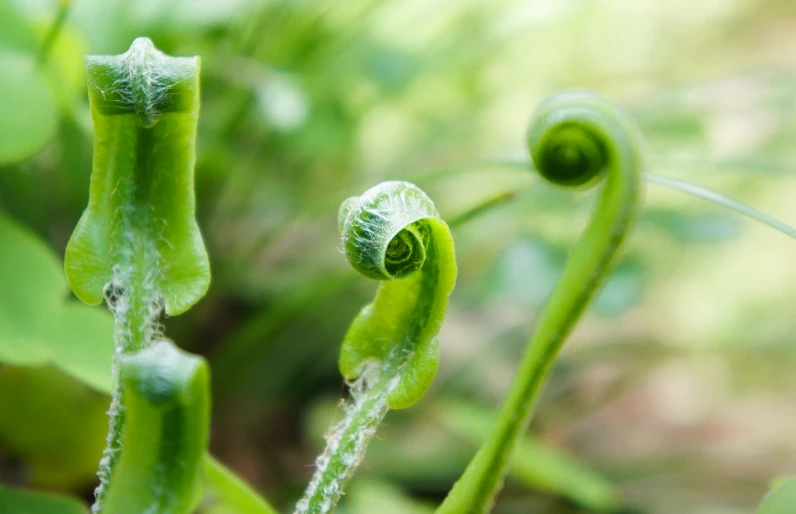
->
(295, 371, 394, 514)
(91, 100, 170, 514)
(436, 90, 644, 513)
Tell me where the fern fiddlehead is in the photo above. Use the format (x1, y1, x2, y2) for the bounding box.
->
(64, 38, 211, 514)
(437, 90, 644, 513)
(295, 181, 457, 514)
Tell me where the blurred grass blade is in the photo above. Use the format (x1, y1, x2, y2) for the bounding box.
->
(37, 0, 71, 66)
(201, 455, 279, 514)
(645, 172, 796, 239)
(0, 485, 88, 513)
(446, 190, 516, 229)
(757, 478, 796, 514)
(436, 402, 619, 512)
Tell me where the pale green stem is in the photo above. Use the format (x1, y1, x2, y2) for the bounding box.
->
(294, 370, 396, 514)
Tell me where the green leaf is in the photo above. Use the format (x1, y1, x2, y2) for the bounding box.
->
(0, 366, 107, 489)
(0, 0, 38, 53)
(0, 212, 113, 393)
(0, 213, 64, 365)
(0, 51, 58, 165)
(0, 485, 88, 514)
(52, 304, 115, 392)
(757, 478, 796, 514)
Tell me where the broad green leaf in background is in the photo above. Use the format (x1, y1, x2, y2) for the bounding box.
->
(0, 0, 38, 53)
(0, 51, 58, 165)
(0, 485, 88, 514)
(757, 478, 796, 514)
(0, 212, 113, 393)
(0, 366, 108, 489)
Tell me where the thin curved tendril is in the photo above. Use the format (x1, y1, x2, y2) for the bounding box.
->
(447, 191, 517, 228)
(418, 160, 796, 240)
(644, 172, 796, 239)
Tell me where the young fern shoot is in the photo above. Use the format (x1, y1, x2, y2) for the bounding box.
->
(295, 181, 457, 514)
(437, 90, 644, 513)
(64, 38, 211, 513)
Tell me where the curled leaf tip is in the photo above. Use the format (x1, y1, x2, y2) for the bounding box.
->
(527, 89, 642, 189)
(339, 180, 438, 281)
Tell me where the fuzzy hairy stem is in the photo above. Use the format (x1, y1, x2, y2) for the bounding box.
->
(93, 284, 162, 512)
(295, 368, 397, 514)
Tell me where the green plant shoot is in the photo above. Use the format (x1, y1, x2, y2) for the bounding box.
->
(102, 339, 210, 514)
(64, 38, 212, 514)
(296, 181, 457, 514)
(437, 90, 644, 513)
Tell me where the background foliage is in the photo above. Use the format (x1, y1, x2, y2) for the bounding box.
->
(1, 0, 795, 513)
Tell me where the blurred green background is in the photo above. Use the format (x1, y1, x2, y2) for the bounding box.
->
(1, 0, 796, 513)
